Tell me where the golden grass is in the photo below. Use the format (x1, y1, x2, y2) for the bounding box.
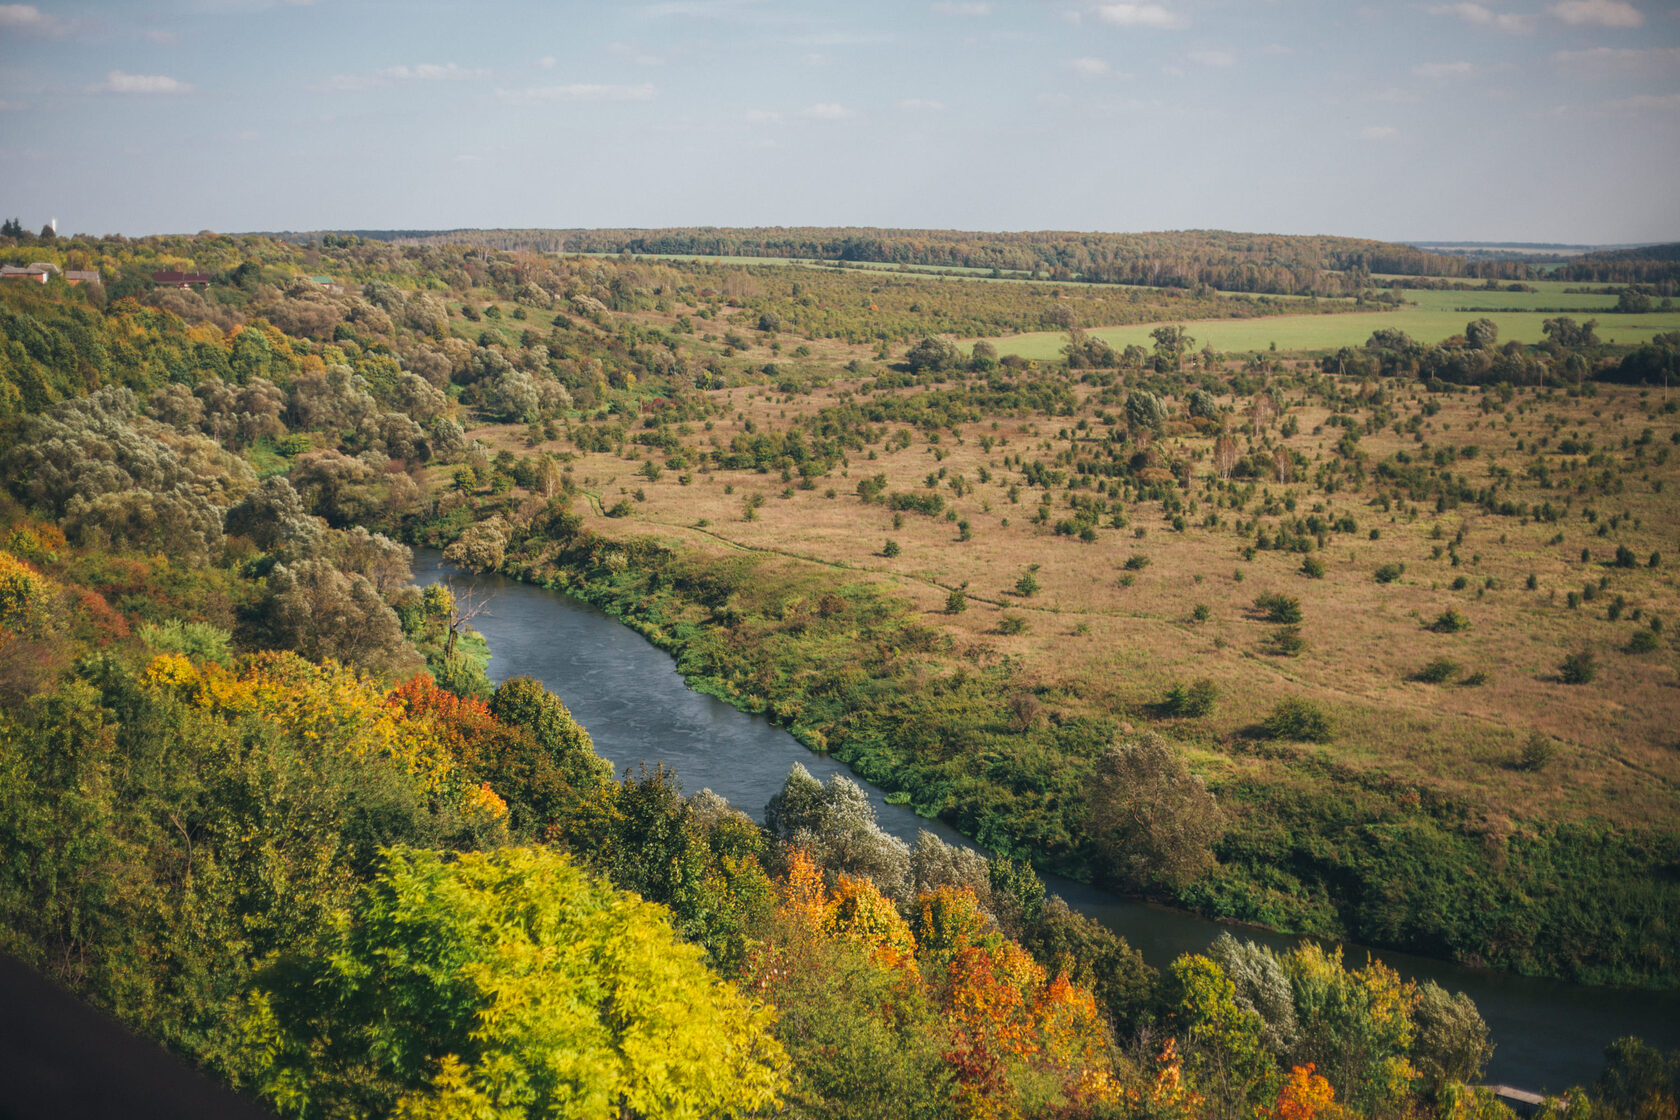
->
(472, 364, 1680, 833)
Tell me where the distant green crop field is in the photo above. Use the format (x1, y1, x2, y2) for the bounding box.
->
(994, 306, 1680, 359)
(1395, 288, 1623, 313)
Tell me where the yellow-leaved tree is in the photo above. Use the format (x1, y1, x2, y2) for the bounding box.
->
(237, 845, 787, 1120)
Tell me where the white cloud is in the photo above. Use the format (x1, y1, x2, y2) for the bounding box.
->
(143, 28, 180, 45)
(538, 56, 556, 69)
(1093, 3, 1188, 29)
(931, 1, 990, 13)
(1070, 56, 1110, 74)
(497, 82, 657, 104)
(745, 108, 781, 122)
(0, 4, 62, 33)
(1427, 3, 1534, 31)
(1553, 45, 1680, 76)
(802, 102, 853, 119)
(898, 97, 946, 110)
(90, 70, 193, 94)
(1360, 124, 1399, 140)
(376, 63, 487, 82)
(325, 62, 490, 91)
(1188, 48, 1233, 66)
(1550, 0, 1644, 26)
(1413, 60, 1476, 78)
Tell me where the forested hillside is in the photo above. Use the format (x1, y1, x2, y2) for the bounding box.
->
(353, 226, 1680, 294)
(2, 222, 1677, 1118)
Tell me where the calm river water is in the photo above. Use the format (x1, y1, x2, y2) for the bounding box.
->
(416, 551, 1678, 1092)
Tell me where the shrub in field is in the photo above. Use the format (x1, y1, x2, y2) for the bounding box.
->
(1626, 629, 1659, 654)
(1517, 733, 1558, 771)
(998, 613, 1028, 635)
(1163, 678, 1220, 718)
(882, 539, 901, 558)
(945, 589, 967, 614)
(1428, 609, 1471, 633)
(1559, 650, 1597, 684)
(1460, 670, 1491, 687)
(1264, 698, 1334, 743)
(1191, 603, 1211, 623)
(1124, 554, 1151, 571)
(1254, 592, 1303, 623)
(1374, 563, 1405, 584)
(1263, 626, 1308, 657)
(1414, 657, 1461, 684)
(1301, 555, 1325, 579)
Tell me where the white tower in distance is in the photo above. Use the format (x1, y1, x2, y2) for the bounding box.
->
(48, 218, 56, 235)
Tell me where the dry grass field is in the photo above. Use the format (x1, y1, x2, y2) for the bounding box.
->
(470, 339, 1680, 839)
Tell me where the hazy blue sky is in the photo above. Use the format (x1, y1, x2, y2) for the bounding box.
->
(1, 0, 1676, 242)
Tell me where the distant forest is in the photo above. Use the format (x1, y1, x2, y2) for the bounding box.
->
(331, 227, 1680, 293)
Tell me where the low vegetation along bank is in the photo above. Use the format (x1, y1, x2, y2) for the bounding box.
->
(425, 496, 1678, 991)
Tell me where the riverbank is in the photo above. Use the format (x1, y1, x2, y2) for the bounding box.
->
(412, 547, 1680, 1092)
(403, 501, 1680, 992)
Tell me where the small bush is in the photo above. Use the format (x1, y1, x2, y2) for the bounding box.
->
(1374, 563, 1405, 584)
(1428, 609, 1471, 633)
(1301, 555, 1325, 579)
(1626, 629, 1659, 654)
(1414, 657, 1461, 684)
(1254, 592, 1303, 624)
(882, 539, 901, 558)
(1191, 603, 1211, 623)
(1263, 626, 1308, 657)
(998, 613, 1029, 635)
(1517, 732, 1557, 771)
(1460, 670, 1491, 687)
(1558, 650, 1597, 684)
(1614, 545, 1637, 568)
(1163, 678, 1220, 718)
(1124, 554, 1151, 571)
(1264, 698, 1334, 743)
(1015, 572, 1040, 597)
(945, 589, 967, 614)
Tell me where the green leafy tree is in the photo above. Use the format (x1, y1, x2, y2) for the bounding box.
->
(1089, 734, 1222, 892)
(238, 846, 787, 1118)
(1164, 954, 1279, 1112)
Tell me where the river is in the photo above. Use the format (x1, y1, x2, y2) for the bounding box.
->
(414, 550, 1678, 1093)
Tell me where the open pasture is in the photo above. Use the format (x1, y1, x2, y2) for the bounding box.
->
(995, 307, 1680, 359)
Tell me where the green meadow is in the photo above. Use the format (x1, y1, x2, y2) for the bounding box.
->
(996, 305, 1680, 359)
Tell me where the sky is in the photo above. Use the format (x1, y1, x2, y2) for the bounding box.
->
(0, 0, 1676, 244)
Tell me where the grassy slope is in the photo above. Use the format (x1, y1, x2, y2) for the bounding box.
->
(463, 319, 1680, 981)
(996, 308, 1680, 359)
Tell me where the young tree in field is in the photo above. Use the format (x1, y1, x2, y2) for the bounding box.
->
(1088, 734, 1222, 892)
(1214, 435, 1240, 481)
(1126, 390, 1168, 438)
(1151, 325, 1193, 371)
